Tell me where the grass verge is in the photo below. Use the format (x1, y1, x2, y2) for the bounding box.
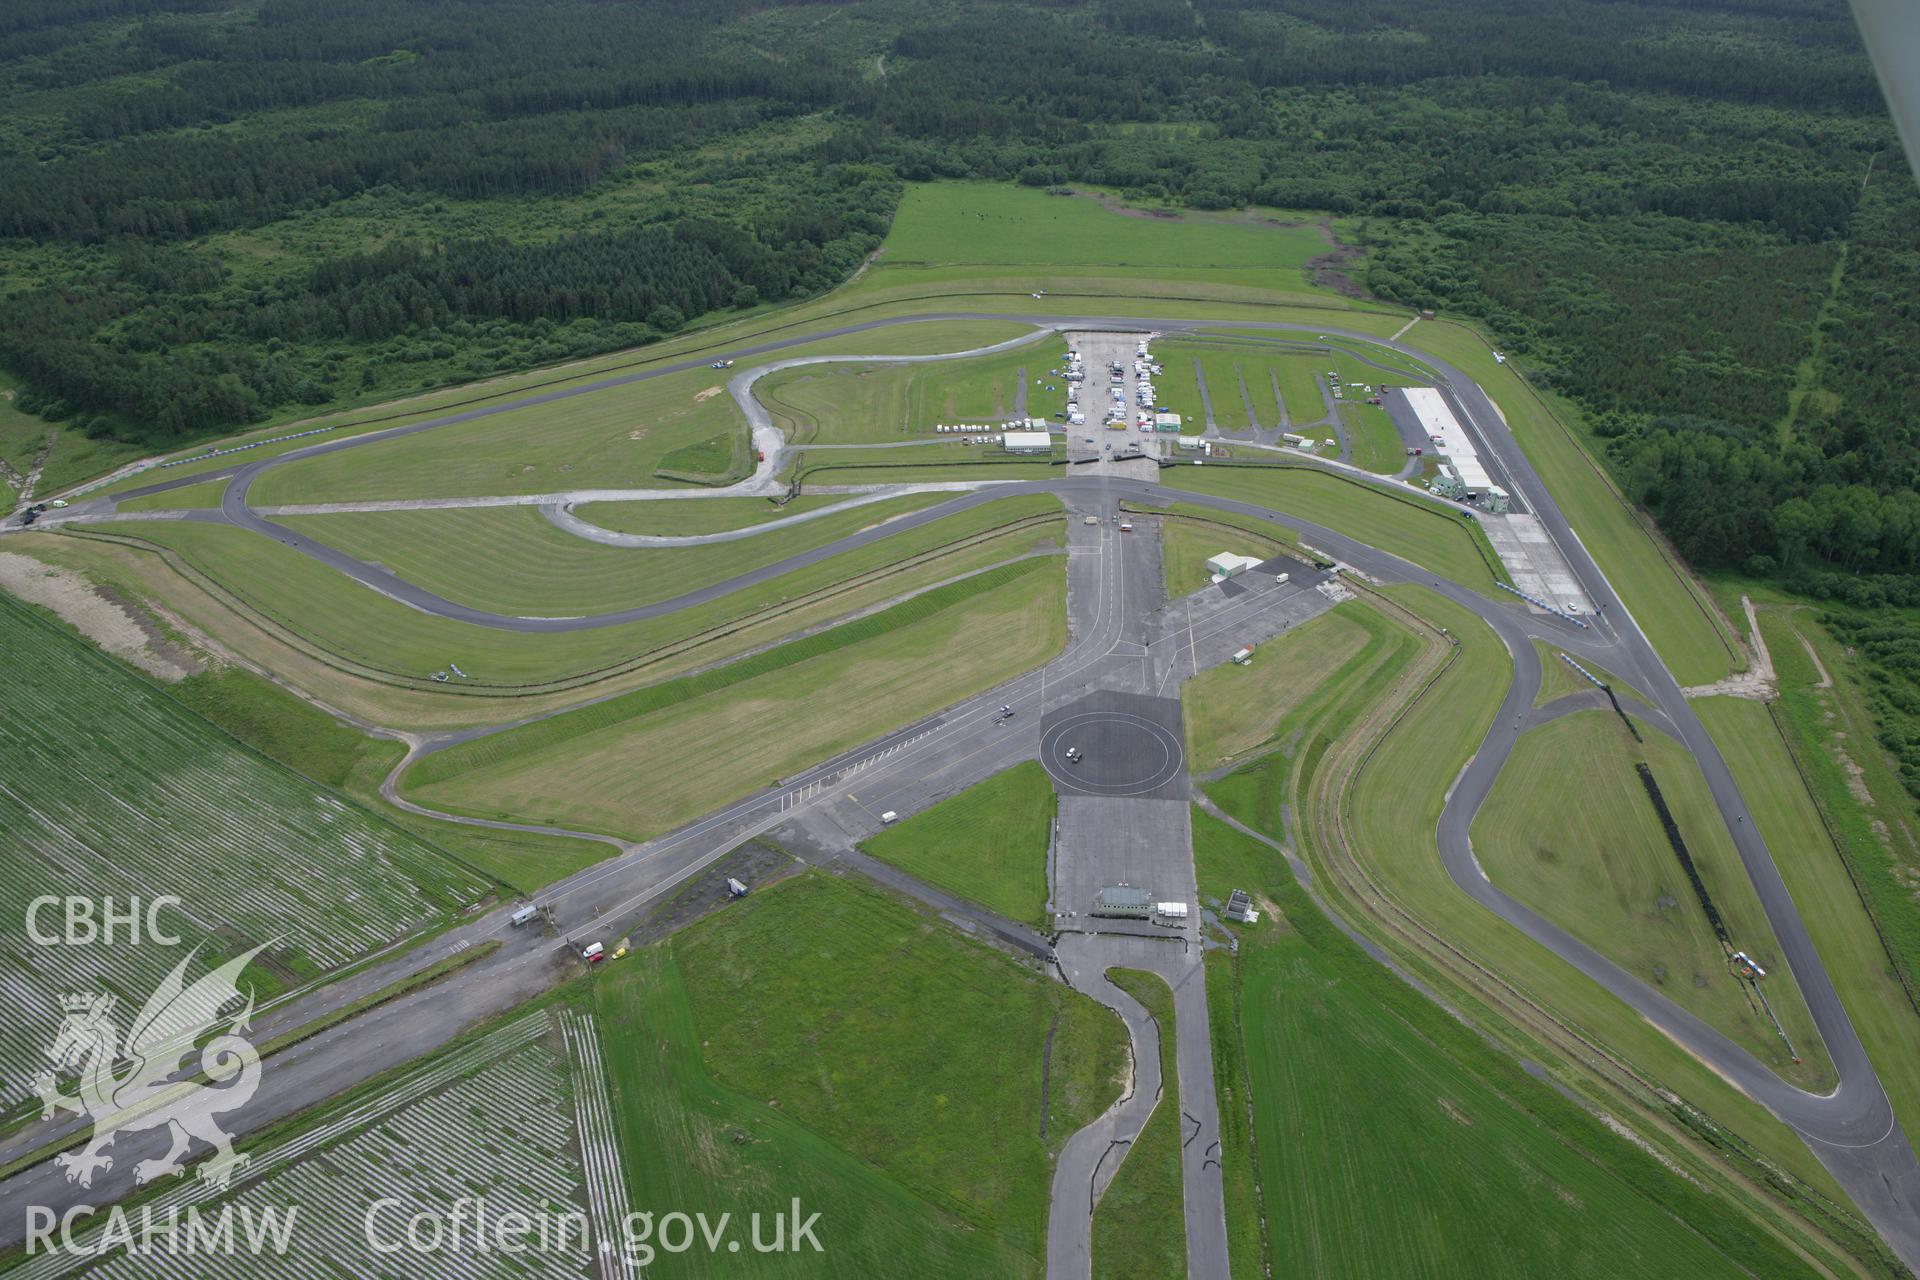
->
(860, 761, 1055, 928)
(1531, 640, 1644, 707)
(1184, 604, 1373, 773)
(1160, 516, 1286, 599)
(1090, 968, 1184, 1280)
(1163, 464, 1506, 589)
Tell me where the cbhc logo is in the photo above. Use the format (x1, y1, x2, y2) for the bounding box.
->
(25, 896, 184, 946)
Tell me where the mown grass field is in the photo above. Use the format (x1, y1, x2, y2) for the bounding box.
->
(245, 320, 1057, 506)
(1471, 709, 1833, 1089)
(1201, 349, 1270, 431)
(1148, 335, 1421, 448)
(99, 494, 1061, 692)
(670, 869, 1127, 1272)
(1188, 333, 1434, 384)
(1150, 344, 1247, 436)
(1190, 807, 1823, 1280)
(116, 475, 230, 512)
(598, 946, 1036, 1277)
(276, 491, 957, 616)
(1090, 967, 1184, 1280)
(1270, 354, 1324, 425)
(861, 761, 1055, 927)
(905, 344, 1064, 424)
(1163, 465, 1505, 589)
(406, 559, 1067, 840)
(758, 319, 1039, 360)
(251, 364, 746, 506)
(0, 595, 490, 1105)
(1204, 600, 1421, 845)
(1278, 343, 1425, 467)
(1338, 401, 1404, 473)
(1183, 605, 1372, 771)
(881, 182, 1325, 278)
(760, 338, 1062, 445)
(103, 318, 1036, 497)
(840, 262, 1384, 320)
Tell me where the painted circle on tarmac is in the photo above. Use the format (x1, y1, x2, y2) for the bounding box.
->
(1039, 711, 1185, 796)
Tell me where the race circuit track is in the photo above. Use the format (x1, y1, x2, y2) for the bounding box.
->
(9, 310, 1919, 1269)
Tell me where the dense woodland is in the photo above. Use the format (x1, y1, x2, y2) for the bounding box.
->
(0, 0, 1915, 606)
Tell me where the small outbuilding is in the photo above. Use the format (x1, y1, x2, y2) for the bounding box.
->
(1206, 553, 1264, 580)
(1093, 885, 1152, 920)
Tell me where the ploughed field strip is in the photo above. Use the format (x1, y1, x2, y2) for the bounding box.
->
(11, 1009, 633, 1280)
(0, 597, 489, 1106)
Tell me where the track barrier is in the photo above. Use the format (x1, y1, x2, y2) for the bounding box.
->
(1498, 580, 1588, 627)
(1635, 763, 1729, 945)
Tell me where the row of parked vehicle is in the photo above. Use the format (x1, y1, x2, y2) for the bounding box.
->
(12, 498, 68, 527)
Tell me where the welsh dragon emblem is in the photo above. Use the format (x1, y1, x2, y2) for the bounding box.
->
(33, 945, 265, 1191)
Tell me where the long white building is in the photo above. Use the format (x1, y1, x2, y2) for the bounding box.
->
(1403, 387, 1493, 494)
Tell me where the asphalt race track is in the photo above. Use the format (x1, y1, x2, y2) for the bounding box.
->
(7, 311, 1920, 1272)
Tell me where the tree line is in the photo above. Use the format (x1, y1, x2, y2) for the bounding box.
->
(0, 0, 1911, 605)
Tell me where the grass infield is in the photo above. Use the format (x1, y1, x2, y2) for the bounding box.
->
(860, 761, 1055, 928)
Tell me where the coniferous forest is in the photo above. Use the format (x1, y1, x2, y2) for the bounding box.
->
(1, 0, 1916, 602)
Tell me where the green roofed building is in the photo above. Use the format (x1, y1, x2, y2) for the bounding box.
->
(1093, 885, 1152, 919)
